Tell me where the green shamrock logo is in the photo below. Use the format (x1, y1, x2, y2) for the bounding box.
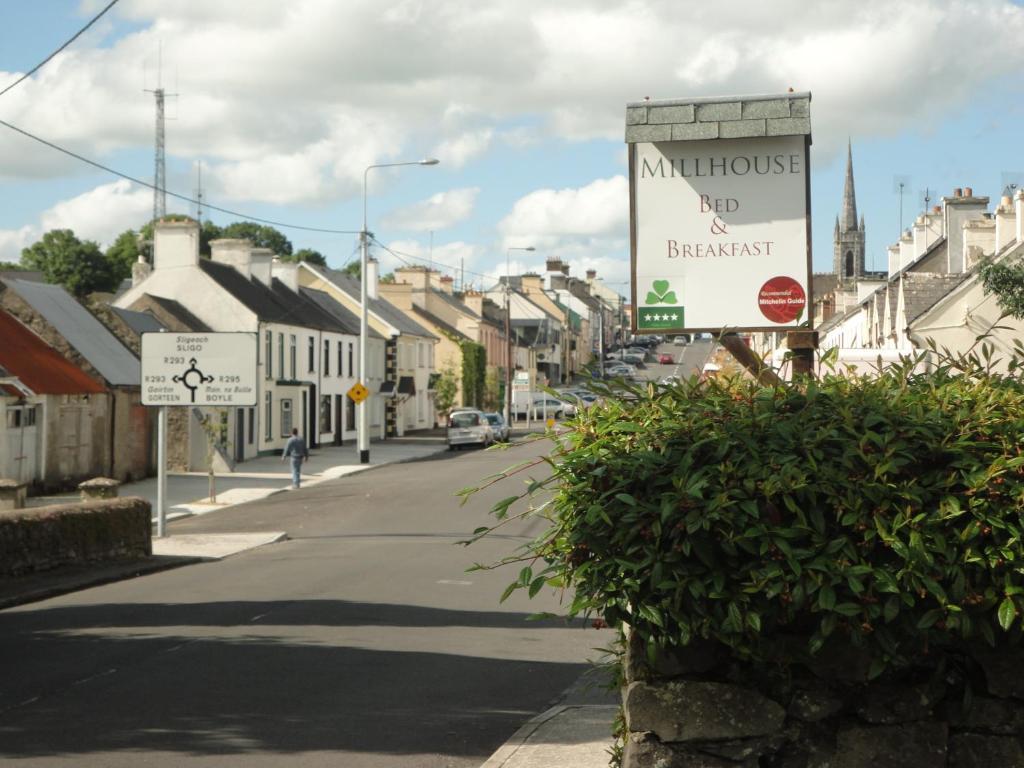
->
(645, 279, 677, 305)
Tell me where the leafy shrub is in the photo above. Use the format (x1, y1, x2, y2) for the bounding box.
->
(465, 354, 1024, 677)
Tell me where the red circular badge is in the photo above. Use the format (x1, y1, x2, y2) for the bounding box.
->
(758, 276, 806, 324)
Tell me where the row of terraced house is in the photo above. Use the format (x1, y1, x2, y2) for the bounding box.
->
(0, 218, 623, 490)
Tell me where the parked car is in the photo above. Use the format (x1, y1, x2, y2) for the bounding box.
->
(482, 412, 510, 442)
(657, 353, 675, 364)
(620, 354, 647, 368)
(446, 409, 494, 450)
(672, 335, 690, 346)
(563, 392, 600, 409)
(517, 397, 564, 420)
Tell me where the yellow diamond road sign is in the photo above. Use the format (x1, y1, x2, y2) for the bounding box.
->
(347, 382, 369, 403)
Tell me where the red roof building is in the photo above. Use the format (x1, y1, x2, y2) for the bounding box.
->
(0, 309, 105, 395)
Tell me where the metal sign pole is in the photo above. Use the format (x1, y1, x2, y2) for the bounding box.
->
(156, 405, 167, 538)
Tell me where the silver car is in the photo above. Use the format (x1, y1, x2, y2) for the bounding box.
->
(446, 409, 494, 450)
(482, 412, 510, 442)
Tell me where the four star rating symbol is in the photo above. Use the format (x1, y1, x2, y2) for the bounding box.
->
(642, 312, 680, 322)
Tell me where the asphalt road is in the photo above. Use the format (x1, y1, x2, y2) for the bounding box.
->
(601, 337, 715, 384)
(0, 439, 614, 767)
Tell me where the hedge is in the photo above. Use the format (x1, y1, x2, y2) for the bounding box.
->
(464, 352, 1024, 677)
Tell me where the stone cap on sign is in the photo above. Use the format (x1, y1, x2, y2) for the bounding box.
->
(625, 92, 811, 143)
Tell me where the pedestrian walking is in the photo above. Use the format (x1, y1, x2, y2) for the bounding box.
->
(282, 428, 309, 489)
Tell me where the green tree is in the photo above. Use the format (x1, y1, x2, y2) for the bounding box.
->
(340, 260, 360, 279)
(21, 229, 115, 296)
(432, 364, 458, 424)
(220, 222, 292, 256)
(280, 247, 327, 267)
(105, 229, 143, 284)
(979, 257, 1024, 319)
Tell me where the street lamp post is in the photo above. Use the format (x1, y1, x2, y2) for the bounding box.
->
(359, 158, 439, 464)
(504, 246, 535, 426)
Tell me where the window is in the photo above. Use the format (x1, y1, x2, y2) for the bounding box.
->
(277, 333, 284, 379)
(323, 340, 330, 376)
(319, 395, 331, 433)
(289, 335, 297, 379)
(6, 409, 20, 428)
(338, 342, 344, 378)
(264, 392, 272, 441)
(348, 343, 354, 377)
(248, 407, 254, 445)
(264, 330, 272, 380)
(308, 337, 315, 373)
(280, 399, 293, 436)
(844, 251, 854, 277)
(418, 342, 425, 368)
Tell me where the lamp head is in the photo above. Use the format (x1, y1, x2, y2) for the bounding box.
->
(419, 158, 440, 166)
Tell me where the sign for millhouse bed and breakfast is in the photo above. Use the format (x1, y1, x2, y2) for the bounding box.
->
(628, 96, 812, 333)
(141, 332, 258, 407)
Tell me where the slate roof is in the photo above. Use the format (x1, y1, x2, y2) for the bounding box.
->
(903, 273, 971, 324)
(432, 287, 479, 319)
(0, 309, 105, 395)
(111, 306, 166, 335)
(198, 260, 353, 334)
(2, 278, 140, 386)
(321, 269, 437, 339)
(300, 287, 383, 339)
(270, 278, 350, 332)
(142, 295, 212, 332)
(411, 305, 470, 342)
(198, 260, 293, 324)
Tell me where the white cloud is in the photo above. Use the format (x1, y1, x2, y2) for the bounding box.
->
(431, 130, 494, 169)
(0, 0, 1018, 191)
(0, 226, 35, 263)
(39, 180, 152, 247)
(0, 180, 151, 261)
(499, 176, 628, 248)
(381, 187, 480, 232)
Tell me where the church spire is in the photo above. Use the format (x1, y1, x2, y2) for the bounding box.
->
(841, 139, 858, 231)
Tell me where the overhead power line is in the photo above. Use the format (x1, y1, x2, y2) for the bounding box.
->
(0, 0, 121, 99)
(0, 116, 360, 235)
(369, 235, 501, 284)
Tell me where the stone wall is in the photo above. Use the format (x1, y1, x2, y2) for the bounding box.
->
(620, 629, 1024, 767)
(624, 93, 811, 144)
(0, 497, 151, 576)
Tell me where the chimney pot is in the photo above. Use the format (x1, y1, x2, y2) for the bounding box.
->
(964, 186, 973, 198)
(586, 269, 597, 280)
(953, 187, 962, 197)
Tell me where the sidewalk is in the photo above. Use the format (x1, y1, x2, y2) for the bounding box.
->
(27, 434, 451, 524)
(480, 705, 617, 768)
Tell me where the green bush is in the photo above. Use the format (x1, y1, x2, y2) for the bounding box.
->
(465, 353, 1024, 677)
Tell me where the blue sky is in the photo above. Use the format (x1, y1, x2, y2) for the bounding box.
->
(2, 0, 1023, 296)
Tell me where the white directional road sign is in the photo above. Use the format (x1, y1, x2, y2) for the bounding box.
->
(141, 332, 258, 406)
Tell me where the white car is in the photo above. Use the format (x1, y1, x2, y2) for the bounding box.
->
(446, 409, 494, 450)
(516, 397, 565, 420)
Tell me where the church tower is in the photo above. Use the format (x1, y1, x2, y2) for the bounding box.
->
(833, 141, 866, 283)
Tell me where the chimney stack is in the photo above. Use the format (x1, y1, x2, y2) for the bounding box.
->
(586, 269, 597, 280)
(210, 238, 254, 279)
(153, 219, 200, 272)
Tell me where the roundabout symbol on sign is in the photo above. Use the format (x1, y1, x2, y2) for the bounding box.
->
(172, 358, 214, 403)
